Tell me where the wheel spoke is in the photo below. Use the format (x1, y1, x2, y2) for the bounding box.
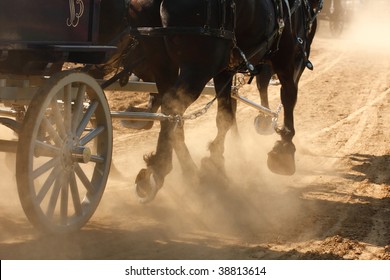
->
(90, 155, 105, 164)
(60, 173, 70, 225)
(64, 84, 72, 135)
(34, 140, 61, 158)
(46, 176, 62, 218)
(79, 126, 105, 146)
(33, 157, 60, 179)
(74, 163, 95, 194)
(42, 116, 63, 146)
(69, 172, 82, 216)
(72, 84, 87, 135)
(36, 165, 62, 204)
(51, 100, 67, 139)
(76, 100, 99, 137)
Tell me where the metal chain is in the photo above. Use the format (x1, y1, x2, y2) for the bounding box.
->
(234, 73, 247, 88)
(182, 97, 217, 121)
(167, 96, 218, 129)
(168, 73, 247, 126)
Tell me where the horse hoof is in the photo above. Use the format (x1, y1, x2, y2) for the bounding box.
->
(267, 141, 296, 175)
(134, 168, 160, 203)
(121, 106, 154, 130)
(254, 114, 274, 135)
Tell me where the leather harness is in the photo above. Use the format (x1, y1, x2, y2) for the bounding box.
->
(112, 0, 324, 84)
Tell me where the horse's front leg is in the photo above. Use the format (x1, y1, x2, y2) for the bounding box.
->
(200, 71, 236, 185)
(267, 75, 297, 176)
(254, 63, 274, 135)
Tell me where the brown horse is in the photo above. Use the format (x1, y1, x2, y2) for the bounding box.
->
(127, 0, 323, 203)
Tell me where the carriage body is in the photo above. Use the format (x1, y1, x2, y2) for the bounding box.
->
(0, 0, 117, 75)
(0, 0, 100, 45)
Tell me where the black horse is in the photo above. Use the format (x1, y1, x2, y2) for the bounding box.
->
(126, 0, 323, 203)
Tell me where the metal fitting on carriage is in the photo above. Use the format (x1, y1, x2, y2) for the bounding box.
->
(278, 18, 285, 35)
(169, 114, 184, 130)
(71, 146, 92, 164)
(231, 87, 281, 121)
(235, 46, 257, 76)
(272, 103, 284, 132)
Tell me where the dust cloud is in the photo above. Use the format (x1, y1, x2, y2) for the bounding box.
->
(334, 1, 390, 51)
(0, 125, 28, 241)
(122, 92, 313, 244)
(100, 86, 308, 246)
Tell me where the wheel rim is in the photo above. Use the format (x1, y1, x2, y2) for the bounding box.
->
(16, 71, 112, 233)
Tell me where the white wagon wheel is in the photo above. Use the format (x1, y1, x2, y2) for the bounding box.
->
(16, 70, 112, 233)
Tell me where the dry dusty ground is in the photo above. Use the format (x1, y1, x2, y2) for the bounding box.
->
(0, 7, 389, 260)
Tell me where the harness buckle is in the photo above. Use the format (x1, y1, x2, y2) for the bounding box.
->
(278, 18, 285, 35)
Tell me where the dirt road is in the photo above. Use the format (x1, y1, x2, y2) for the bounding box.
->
(0, 11, 389, 259)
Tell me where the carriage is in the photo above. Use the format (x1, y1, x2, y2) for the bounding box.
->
(318, 0, 360, 36)
(0, 0, 322, 234)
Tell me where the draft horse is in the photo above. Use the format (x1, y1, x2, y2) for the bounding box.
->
(128, 0, 323, 203)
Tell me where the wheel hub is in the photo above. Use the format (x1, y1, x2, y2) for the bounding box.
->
(61, 137, 91, 170)
(72, 146, 92, 163)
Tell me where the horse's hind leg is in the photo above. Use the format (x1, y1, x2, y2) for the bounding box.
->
(135, 74, 208, 202)
(200, 71, 236, 186)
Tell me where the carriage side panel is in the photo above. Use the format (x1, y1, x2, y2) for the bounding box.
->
(0, 0, 99, 45)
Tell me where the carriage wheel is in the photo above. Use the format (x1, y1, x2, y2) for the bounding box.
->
(329, 10, 344, 37)
(329, 19, 344, 37)
(16, 71, 112, 233)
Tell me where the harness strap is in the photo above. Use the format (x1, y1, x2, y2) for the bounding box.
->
(204, 0, 212, 29)
(127, 0, 323, 76)
(220, 0, 227, 30)
(129, 0, 235, 40)
(233, 0, 287, 77)
(129, 26, 235, 40)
